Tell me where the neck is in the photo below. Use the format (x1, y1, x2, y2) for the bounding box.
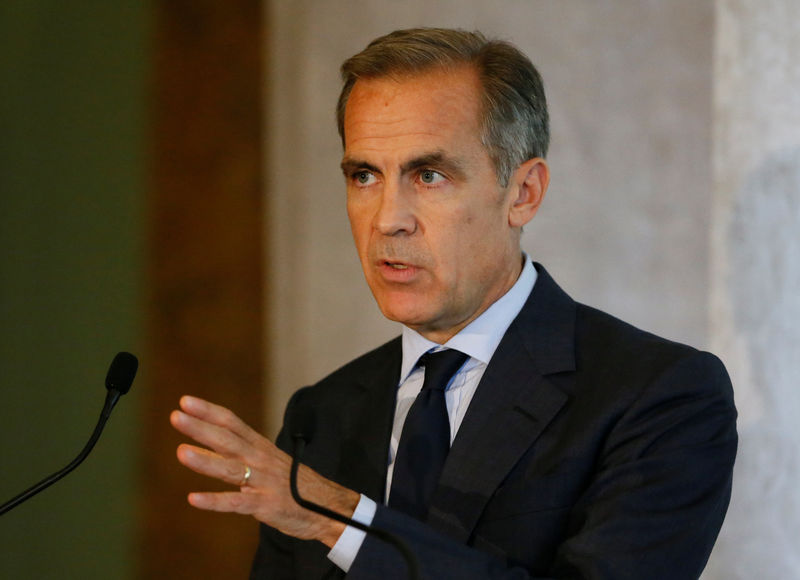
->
(415, 252, 525, 344)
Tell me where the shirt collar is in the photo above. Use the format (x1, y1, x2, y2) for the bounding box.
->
(399, 257, 537, 383)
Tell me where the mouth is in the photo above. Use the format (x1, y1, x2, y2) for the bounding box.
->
(384, 260, 410, 270)
(375, 258, 420, 282)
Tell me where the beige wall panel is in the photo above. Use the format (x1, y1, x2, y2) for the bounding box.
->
(265, 1, 713, 438)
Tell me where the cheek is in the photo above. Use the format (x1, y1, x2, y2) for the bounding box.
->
(347, 205, 369, 247)
(456, 211, 509, 272)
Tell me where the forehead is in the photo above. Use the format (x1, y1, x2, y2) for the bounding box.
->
(343, 66, 484, 159)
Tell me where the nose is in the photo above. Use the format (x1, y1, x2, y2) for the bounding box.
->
(374, 182, 416, 236)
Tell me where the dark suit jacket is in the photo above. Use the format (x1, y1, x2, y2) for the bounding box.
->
(251, 264, 737, 579)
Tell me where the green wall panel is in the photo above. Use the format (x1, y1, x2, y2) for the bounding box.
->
(0, 2, 147, 578)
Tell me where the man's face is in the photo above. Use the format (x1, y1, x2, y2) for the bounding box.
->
(342, 66, 524, 344)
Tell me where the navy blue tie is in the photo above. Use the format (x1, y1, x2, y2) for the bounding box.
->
(389, 349, 469, 520)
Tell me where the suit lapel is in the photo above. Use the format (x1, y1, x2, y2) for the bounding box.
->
(427, 264, 577, 542)
(335, 338, 402, 500)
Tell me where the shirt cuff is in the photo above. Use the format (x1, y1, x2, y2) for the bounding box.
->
(327, 494, 377, 572)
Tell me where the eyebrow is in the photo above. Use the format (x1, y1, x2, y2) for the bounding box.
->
(340, 158, 379, 175)
(340, 151, 468, 181)
(402, 152, 468, 180)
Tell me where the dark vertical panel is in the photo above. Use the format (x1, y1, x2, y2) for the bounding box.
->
(143, 1, 265, 577)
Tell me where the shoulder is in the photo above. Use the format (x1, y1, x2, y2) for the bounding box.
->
(316, 335, 402, 386)
(569, 302, 735, 423)
(523, 263, 730, 393)
(276, 336, 400, 451)
(574, 302, 726, 379)
(285, 336, 401, 411)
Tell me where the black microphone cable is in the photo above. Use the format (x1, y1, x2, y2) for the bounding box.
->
(289, 407, 420, 580)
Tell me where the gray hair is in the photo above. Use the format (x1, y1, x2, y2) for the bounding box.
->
(336, 28, 549, 186)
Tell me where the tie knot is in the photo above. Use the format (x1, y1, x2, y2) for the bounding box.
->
(419, 349, 468, 392)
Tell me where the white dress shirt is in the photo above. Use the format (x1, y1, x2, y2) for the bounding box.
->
(328, 258, 538, 571)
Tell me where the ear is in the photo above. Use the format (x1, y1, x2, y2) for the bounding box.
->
(507, 158, 549, 228)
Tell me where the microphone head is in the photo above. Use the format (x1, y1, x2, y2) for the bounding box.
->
(105, 352, 138, 394)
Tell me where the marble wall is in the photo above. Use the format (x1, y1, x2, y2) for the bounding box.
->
(705, 0, 800, 576)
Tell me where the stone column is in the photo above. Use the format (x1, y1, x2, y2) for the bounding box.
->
(705, 0, 800, 577)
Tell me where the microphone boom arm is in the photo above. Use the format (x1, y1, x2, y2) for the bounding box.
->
(0, 352, 137, 516)
(0, 390, 118, 515)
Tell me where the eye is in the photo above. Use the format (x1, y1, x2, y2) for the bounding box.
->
(353, 171, 376, 186)
(419, 170, 445, 185)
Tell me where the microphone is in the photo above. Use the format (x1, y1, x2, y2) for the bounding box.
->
(0, 352, 138, 516)
(288, 406, 420, 580)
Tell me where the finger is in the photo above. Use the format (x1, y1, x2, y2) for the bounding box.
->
(177, 443, 252, 487)
(171, 409, 251, 459)
(187, 490, 261, 515)
(179, 396, 265, 447)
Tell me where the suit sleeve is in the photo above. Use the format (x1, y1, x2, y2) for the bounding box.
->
(250, 521, 296, 580)
(347, 351, 738, 580)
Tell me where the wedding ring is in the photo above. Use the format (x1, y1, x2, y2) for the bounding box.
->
(239, 464, 252, 487)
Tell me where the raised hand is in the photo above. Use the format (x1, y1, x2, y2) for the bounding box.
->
(170, 395, 358, 547)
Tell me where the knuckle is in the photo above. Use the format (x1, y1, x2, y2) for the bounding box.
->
(225, 462, 243, 481)
(252, 449, 271, 466)
(220, 431, 237, 449)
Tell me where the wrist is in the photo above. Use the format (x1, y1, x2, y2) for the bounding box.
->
(317, 488, 360, 548)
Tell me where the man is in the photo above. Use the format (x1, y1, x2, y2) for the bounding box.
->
(171, 28, 737, 579)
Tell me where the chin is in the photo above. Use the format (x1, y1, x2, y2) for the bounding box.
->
(380, 307, 424, 327)
(376, 299, 432, 329)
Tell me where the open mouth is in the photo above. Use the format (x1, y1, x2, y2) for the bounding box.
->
(385, 261, 409, 270)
